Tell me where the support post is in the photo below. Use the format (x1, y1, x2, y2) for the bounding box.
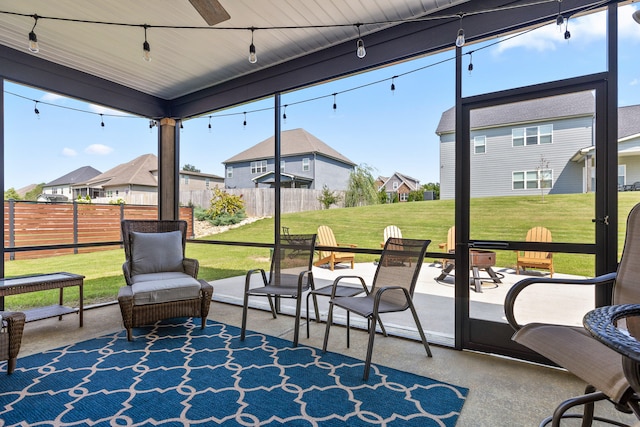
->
(158, 118, 179, 220)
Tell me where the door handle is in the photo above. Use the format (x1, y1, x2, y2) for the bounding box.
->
(592, 216, 609, 225)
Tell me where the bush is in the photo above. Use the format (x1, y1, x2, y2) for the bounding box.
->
(318, 185, 341, 209)
(196, 189, 247, 226)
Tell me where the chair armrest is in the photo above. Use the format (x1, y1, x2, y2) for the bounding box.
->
(122, 262, 133, 286)
(2, 311, 25, 359)
(244, 268, 268, 292)
(438, 243, 447, 249)
(504, 272, 617, 331)
(337, 243, 358, 248)
(183, 258, 199, 278)
(328, 275, 368, 297)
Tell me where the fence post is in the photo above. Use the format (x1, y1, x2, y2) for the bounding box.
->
(8, 199, 14, 261)
(73, 201, 78, 254)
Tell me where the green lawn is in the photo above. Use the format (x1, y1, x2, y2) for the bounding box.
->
(4, 192, 640, 311)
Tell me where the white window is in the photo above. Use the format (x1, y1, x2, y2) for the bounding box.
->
(400, 193, 408, 201)
(512, 125, 553, 146)
(183, 175, 189, 184)
(474, 136, 486, 154)
(512, 169, 553, 190)
(226, 167, 233, 178)
(251, 160, 267, 174)
(392, 181, 399, 190)
(302, 158, 310, 172)
(280, 160, 286, 172)
(205, 178, 210, 189)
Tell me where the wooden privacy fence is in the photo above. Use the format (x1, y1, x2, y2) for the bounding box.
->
(4, 201, 194, 260)
(180, 188, 346, 217)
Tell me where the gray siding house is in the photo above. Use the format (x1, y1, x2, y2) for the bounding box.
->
(618, 104, 640, 187)
(223, 128, 356, 190)
(42, 166, 102, 200)
(436, 91, 596, 200)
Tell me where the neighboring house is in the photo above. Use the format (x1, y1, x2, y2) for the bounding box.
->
(436, 91, 596, 200)
(76, 153, 223, 202)
(376, 172, 420, 202)
(617, 104, 640, 187)
(223, 128, 356, 190)
(42, 166, 102, 200)
(36, 193, 69, 203)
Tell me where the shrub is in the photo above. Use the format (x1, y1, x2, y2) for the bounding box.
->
(196, 189, 247, 225)
(318, 185, 341, 209)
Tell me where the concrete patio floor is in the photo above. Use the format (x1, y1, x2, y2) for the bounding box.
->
(9, 262, 636, 426)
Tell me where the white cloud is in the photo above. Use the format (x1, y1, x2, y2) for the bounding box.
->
(85, 144, 113, 155)
(89, 104, 130, 116)
(493, 5, 640, 55)
(41, 93, 65, 103)
(62, 147, 77, 157)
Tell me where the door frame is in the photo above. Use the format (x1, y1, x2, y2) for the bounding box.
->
(453, 74, 617, 360)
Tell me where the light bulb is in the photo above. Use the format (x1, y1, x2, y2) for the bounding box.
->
(28, 31, 39, 53)
(143, 41, 151, 62)
(455, 29, 465, 48)
(249, 43, 257, 64)
(634, 10, 640, 24)
(356, 39, 366, 58)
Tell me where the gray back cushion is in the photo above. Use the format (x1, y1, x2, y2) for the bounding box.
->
(130, 230, 184, 276)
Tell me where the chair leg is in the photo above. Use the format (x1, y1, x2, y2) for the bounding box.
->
(126, 327, 132, 342)
(540, 386, 608, 427)
(241, 291, 249, 341)
(293, 294, 303, 347)
(363, 315, 378, 381)
(322, 302, 335, 352)
(408, 299, 432, 357)
(267, 295, 277, 318)
(7, 357, 16, 374)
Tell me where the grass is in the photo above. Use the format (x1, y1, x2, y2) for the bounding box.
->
(4, 192, 640, 311)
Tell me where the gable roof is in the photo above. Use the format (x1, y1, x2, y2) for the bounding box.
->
(223, 128, 355, 166)
(82, 154, 158, 188)
(378, 172, 420, 191)
(45, 166, 102, 186)
(619, 104, 640, 140)
(435, 91, 596, 135)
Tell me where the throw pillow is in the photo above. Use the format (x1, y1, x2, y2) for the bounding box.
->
(130, 230, 184, 276)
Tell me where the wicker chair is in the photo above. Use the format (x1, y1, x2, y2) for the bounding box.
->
(504, 203, 640, 426)
(118, 220, 213, 341)
(0, 311, 26, 374)
(322, 238, 432, 380)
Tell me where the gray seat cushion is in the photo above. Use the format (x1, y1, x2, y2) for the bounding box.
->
(130, 272, 201, 305)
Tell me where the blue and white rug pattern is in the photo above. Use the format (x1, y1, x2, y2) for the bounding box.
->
(0, 319, 468, 426)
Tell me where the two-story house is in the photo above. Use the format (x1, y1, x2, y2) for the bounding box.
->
(376, 172, 420, 202)
(436, 91, 596, 200)
(223, 128, 356, 190)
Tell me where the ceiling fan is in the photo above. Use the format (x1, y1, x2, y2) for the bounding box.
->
(188, 0, 231, 26)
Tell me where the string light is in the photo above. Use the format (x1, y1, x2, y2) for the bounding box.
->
(33, 101, 40, 117)
(149, 119, 156, 129)
(390, 76, 396, 93)
(208, 115, 212, 132)
(455, 13, 465, 48)
(28, 15, 39, 53)
(564, 16, 571, 40)
(142, 25, 151, 62)
(100, 113, 105, 127)
(355, 24, 366, 59)
(248, 28, 257, 64)
(468, 52, 474, 74)
(556, 0, 565, 26)
(282, 105, 287, 121)
(332, 93, 337, 111)
(243, 112, 247, 127)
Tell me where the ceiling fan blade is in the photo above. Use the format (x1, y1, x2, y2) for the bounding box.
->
(189, 0, 231, 26)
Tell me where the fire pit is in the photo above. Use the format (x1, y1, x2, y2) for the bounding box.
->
(436, 249, 502, 293)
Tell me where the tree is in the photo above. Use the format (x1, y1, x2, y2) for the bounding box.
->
(24, 183, 45, 201)
(318, 185, 341, 209)
(4, 187, 21, 200)
(182, 164, 200, 172)
(344, 164, 378, 207)
(537, 155, 550, 202)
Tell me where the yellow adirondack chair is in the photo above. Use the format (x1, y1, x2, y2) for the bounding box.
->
(438, 226, 455, 270)
(314, 225, 356, 271)
(516, 226, 554, 277)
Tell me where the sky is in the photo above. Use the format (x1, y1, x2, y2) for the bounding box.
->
(3, 4, 640, 191)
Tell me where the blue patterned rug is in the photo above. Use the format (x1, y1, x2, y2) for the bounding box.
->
(0, 319, 468, 426)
